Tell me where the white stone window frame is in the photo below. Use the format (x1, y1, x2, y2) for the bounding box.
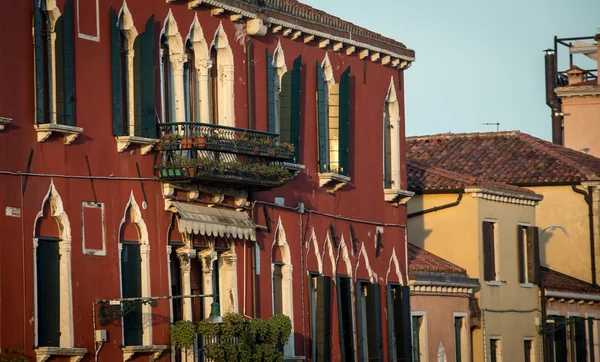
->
(484, 218, 501, 286)
(160, 10, 185, 125)
(382, 77, 413, 204)
(114, 1, 157, 154)
(518, 222, 534, 288)
(522, 337, 535, 362)
(186, 14, 212, 124)
(34, 0, 83, 145)
(270, 218, 295, 357)
(209, 22, 235, 127)
(32, 182, 87, 362)
(272, 40, 288, 135)
(117, 192, 153, 346)
(198, 239, 238, 316)
(411, 311, 428, 362)
(453, 312, 469, 361)
(81, 201, 106, 256)
(488, 336, 502, 362)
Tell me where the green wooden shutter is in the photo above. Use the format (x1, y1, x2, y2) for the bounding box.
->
(133, 38, 142, 135)
(140, 16, 156, 138)
(62, 0, 75, 126)
(266, 49, 276, 133)
(316, 61, 329, 173)
(34, 0, 46, 124)
(37, 239, 61, 347)
(110, 8, 123, 135)
(386, 286, 397, 361)
(366, 283, 383, 361)
(338, 66, 351, 176)
(279, 73, 292, 142)
(588, 318, 596, 362)
(527, 226, 541, 285)
(290, 56, 302, 163)
(315, 276, 331, 362)
(336, 277, 347, 362)
(455, 317, 463, 362)
(55, 17, 65, 124)
(412, 316, 421, 362)
(121, 243, 143, 346)
(399, 286, 412, 360)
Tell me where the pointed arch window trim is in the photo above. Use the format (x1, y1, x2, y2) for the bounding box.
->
(209, 22, 235, 127)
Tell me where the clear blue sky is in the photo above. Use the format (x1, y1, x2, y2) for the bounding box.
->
(301, 0, 600, 140)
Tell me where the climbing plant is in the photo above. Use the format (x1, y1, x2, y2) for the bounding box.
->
(170, 320, 197, 350)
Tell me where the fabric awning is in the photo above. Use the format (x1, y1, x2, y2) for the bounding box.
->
(167, 201, 256, 241)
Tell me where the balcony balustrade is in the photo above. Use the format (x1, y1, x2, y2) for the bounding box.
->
(157, 122, 297, 190)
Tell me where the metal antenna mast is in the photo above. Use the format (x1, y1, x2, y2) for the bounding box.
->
(482, 123, 500, 132)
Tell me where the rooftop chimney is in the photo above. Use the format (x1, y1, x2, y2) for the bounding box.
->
(567, 66, 584, 85)
(544, 50, 563, 145)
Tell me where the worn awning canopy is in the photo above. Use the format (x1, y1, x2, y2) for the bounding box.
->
(167, 201, 256, 241)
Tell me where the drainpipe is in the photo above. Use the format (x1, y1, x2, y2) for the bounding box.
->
(407, 192, 463, 218)
(571, 185, 596, 285)
(540, 283, 548, 362)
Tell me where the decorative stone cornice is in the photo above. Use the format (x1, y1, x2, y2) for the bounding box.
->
(115, 135, 157, 154)
(121, 345, 167, 362)
(384, 188, 414, 204)
(409, 284, 474, 295)
(465, 187, 542, 206)
(319, 172, 350, 192)
(555, 86, 600, 98)
(35, 347, 87, 362)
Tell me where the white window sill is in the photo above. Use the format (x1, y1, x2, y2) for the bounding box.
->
(384, 188, 415, 204)
(0, 116, 12, 131)
(34, 123, 83, 145)
(283, 162, 305, 178)
(486, 280, 501, 286)
(116, 136, 158, 155)
(283, 357, 307, 361)
(520, 282, 534, 288)
(122, 345, 167, 362)
(318, 172, 350, 192)
(34, 346, 87, 362)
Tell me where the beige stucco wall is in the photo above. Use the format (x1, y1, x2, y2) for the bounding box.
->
(408, 193, 541, 362)
(562, 95, 600, 158)
(530, 185, 592, 283)
(410, 293, 471, 362)
(476, 198, 540, 362)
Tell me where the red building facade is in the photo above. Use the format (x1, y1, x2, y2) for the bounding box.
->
(0, 1, 414, 361)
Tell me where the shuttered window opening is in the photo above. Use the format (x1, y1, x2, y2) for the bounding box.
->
(190, 257, 204, 322)
(517, 225, 541, 285)
(316, 63, 351, 176)
(387, 285, 411, 362)
(489, 338, 501, 362)
(523, 339, 533, 362)
(110, 10, 156, 138)
(454, 317, 467, 362)
(170, 251, 183, 323)
(572, 317, 586, 362)
(209, 48, 218, 124)
(482, 221, 497, 281)
(161, 39, 174, 124)
(266, 49, 302, 163)
(309, 275, 331, 362)
(37, 239, 61, 347)
(34, 0, 75, 126)
(337, 276, 355, 362)
(121, 242, 143, 346)
(412, 315, 425, 362)
(549, 316, 568, 362)
(184, 45, 199, 123)
(273, 264, 283, 315)
(356, 281, 383, 361)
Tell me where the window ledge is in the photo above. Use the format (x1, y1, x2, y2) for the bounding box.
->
(283, 162, 305, 178)
(384, 188, 415, 204)
(283, 357, 306, 361)
(318, 172, 350, 192)
(121, 345, 167, 362)
(116, 136, 158, 155)
(520, 282, 534, 288)
(34, 346, 87, 362)
(34, 123, 83, 145)
(486, 280, 501, 286)
(0, 116, 12, 131)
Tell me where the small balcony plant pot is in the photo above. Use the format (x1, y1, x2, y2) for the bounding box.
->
(181, 137, 195, 150)
(196, 136, 207, 148)
(160, 168, 185, 177)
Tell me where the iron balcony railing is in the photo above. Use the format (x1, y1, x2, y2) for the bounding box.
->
(157, 122, 296, 189)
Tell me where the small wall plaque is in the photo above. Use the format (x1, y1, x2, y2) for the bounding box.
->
(5, 206, 21, 217)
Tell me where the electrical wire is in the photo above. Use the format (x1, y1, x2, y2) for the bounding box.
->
(0, 170, 158, 181)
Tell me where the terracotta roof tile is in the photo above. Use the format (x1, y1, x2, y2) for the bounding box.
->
(407, 159, 541, 199)
(542, 267, 600, 296)
(408, 243, 467, 275)
(407, 131, 600, 185)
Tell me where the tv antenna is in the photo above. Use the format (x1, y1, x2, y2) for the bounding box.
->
(482, 122, 500, 132)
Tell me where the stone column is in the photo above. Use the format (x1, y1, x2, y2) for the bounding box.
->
(195, 59, 212, 124)
(219, 252, 238, 315)
(126, 49, 135, 135)
(199, 250, 218, 319)
(281, 265, 295, 356)
(171, 56, 186, 123)
(177, 248, 196, 362)
(58, 241, 74, 348)
(48, 31, 57, 124)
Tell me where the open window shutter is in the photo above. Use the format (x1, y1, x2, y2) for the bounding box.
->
(365, 283, 383, 361)
(338, 66, 351, 176)
(482, 222, 494, 281)
(527, 226, 541, 285)
(140, 16, 156, 138)
(279, 73, 292, 141)
(266, 49, 276, 133)
(316, 62, 329, 173)
(61, 0, 75, 126)
(110, 8, 123, 135)
(290, 56, 302, 163)
(386, 286, 397, 361)
(55, 17, 65, 124)
(399, 286, 412, 360)
(315, 276, 331, 362)
(336, 277, 347, 362)
(36, 240, 60, 347)
(34, 0, 46, 124)
(121, 243, 143, 346)
(518, 226, 525, 283)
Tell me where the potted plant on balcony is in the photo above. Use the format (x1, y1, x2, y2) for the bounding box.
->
(160, 132, 180, 151)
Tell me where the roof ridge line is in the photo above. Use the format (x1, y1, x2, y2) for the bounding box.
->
(407, 159, 478, 185)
